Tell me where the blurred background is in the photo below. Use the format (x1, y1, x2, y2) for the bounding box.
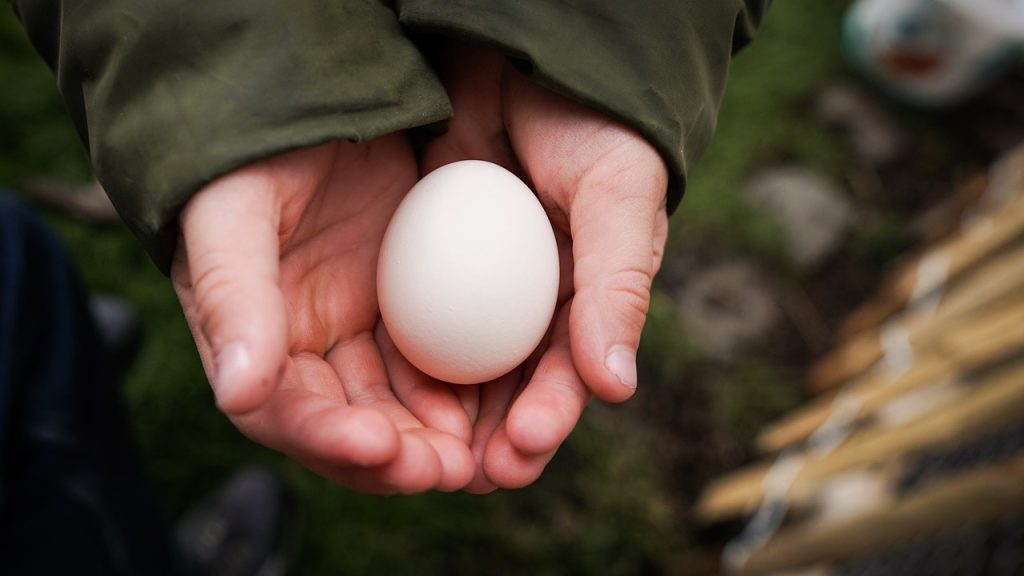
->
(2, 1, 1022, 574)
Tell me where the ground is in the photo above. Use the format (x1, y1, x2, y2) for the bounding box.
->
(1, 2, 1014, 574)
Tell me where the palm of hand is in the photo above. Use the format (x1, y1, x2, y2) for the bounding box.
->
(172, 136, 473, 493)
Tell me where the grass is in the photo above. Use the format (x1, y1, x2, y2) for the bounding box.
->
(1, 2, 864, 574)
(674, 1, 851, 268)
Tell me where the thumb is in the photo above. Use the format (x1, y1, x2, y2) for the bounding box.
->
(176, 169, 288, 414)
(502, 69, 669, 403)
(567, 161, 668, 403)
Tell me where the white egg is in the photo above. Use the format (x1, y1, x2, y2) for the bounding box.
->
(377, 160, 560, 384)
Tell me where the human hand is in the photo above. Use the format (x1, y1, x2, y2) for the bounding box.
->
(171, 136, 475, 493)
(402, 45, 670, 492)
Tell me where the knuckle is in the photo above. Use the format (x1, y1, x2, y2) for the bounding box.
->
(607, 266, 653, 321)
(190, 264, 245, 333)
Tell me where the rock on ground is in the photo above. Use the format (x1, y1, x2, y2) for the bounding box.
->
(676, 260, 780, 361)
(745, 166, 855, 271)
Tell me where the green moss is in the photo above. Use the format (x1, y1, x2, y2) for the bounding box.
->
(676, 0, 852, 262)
(709, 362, 803, 453)
(639, 290, 706, 385)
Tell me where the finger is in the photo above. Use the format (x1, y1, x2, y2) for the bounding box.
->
(236, 356, 454, 494)
(315, 431, 444, 495)
(234, 356, 400, 468)
(504, 303, 590, 456)
(505, 75, 669, 402)
(568, 177, 667, 403)
(177, 168, 288, 414)
(376, 323, 474, 444)
(407, 428, 475, 492)
(481, 305, 587, 489)
(325, 332, 397, 410)
(172, 258, 217, 389)
(483, 426, 558, 490)
(327, 334, 475, 491)
(465, 373, 521, 494)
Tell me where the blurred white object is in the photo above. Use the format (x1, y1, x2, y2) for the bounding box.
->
(844, 0, 1024, 106)
(814, 470, 891, 524)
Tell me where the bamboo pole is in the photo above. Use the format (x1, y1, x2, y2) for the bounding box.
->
(759, 291, 1024, 453)
(835, 174, 990, 341)
(800, 242, 1024, 402)
(924, 240, 1024, 320)
(738, 455, 1024, 575)
(835, 152, 1024, 343)
(809, 363, 1023, 480)
(808, 197, 1024, 392)
(696, 355, 1024, 521)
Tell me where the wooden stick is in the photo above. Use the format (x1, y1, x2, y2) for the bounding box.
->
(808, 239, 1024, 395)
(924, 240, 1024, 321)
(832, 264, 918, 349)
(696, 355, 1024, 521)
(799, 360, 1023, 497)
(912, 173, 990, 245)
(761, 291, 1024, 452)
(809, 197, 1024, 392)
(739, 455, 1024, 575)
(836, 151, 1024, 342)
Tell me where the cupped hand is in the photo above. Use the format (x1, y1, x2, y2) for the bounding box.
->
(171, 136, 475, 493)
(401, 44, 670, 492)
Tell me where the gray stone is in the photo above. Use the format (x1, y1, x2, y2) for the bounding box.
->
(815, 81, 907, 168)
(676, 260, 780, 361)
(746, 166, 854, 270)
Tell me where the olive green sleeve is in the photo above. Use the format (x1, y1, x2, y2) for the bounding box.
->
(398, 0, 771, 213)
(9, 0, 452, 273)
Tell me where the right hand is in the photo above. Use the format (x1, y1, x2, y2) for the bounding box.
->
(171, 136, 475, 493)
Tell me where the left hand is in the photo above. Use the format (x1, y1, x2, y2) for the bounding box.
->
(389, 44, 670, 492)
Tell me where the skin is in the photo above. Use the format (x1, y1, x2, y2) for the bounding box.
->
(171, 43, 668, 494)
(171, 136, 475, 493)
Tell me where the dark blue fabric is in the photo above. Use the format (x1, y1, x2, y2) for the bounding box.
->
(0, 192, 178, 576)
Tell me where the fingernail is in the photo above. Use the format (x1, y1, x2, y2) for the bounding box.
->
(215, 342, 250, 402)
(605, 346, 637, 390)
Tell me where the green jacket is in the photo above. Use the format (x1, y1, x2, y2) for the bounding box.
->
(11, 0, 769, 273)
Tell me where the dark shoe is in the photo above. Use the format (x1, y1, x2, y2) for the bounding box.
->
(89, 294, 143, 379)
(175, 467, 301, 576)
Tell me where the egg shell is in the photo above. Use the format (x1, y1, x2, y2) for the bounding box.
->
(377, 160, 560, 384)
